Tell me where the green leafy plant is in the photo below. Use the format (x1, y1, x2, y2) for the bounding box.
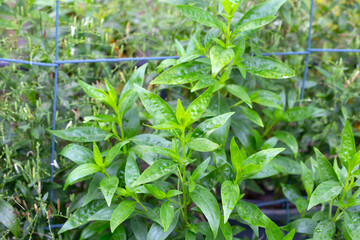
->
(51, 72, 294, 239)
(46, 0, 306, 239)
(281, 121, 360, 239)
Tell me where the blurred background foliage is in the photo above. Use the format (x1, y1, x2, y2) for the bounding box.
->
(0, 0, 359, 238)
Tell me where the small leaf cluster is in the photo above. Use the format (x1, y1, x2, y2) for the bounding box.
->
(281, 121, 360, 239)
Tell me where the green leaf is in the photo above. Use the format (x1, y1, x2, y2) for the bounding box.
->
(160, 201, 175, 232)
(265, 220, 283, 240)
(191, 76, 215, 92)
(282, 218, 317, 235)
(226, 84, 252, 108)
(167, 190, 183, 198)
(133, 159, 178, 186)
(193, 112, 234, 138)
(0, 198, 20, 237)
(104, 141, 129, 167)
(152, 61, 209, 85)
(282, 106, 317, 122)
(176, 99, 186, 124)
(64, 163, 102, 190)
(100, 176, 119, 207)
(221, 0, 241, 16)
(175, 39, 186, 57)
(237, 0, 287, 25)
(190, 157, 210, 181)
(93, 142, 103, 166)
(104, 79, 117, 103)
(230, 137, 246, 178)
(200, 164, 227, 188)
(83, 173, 103, 206)
(112, 225, 127, 239)
(280, 183, 301, 203)
(237, 63, 247, 79)
(118, 88, 138, 120)
(59, 200, 106, 234)
(186, 86, 214, 126)
(209, 45, 235, 77)
(130, 217, 148, 240)
(84, 114, 117, 123)
(78, 80, 108, 101)
(220, 219, 233, 240)
(235, 16, 276, 33)
(110, 201, 136, 232)
(340, 121, 356, 171)
(132, 145, 180, 162)
(250, 90, 282, 109)
(121, 63, 148, 97)
(273, 131, 298, 157)
(185, 231, 197, 240)
(147, 210, 180, 240)
(148, 121, 182, 130)
(240, 106, 263, 127)
(134, 84, 177, 124)
(352, 151, 360, 170)
(144, 184, 167, 199)
(313, 219, 335, 240)
(88, 206, 116, 221)
(242, 148, 284, 176)
(244, 57, 295, 79)
(308, 180, 342, 210)
(60, 144, 94, 164)
(187, 138, 220, 152)
(49, 127, 112, 142)
(236, 200, 270, 228)
(283, 229, 296, 240)
(221, 180, 240, 223)
(190, 185, 221, 237)
(177, 5, 224, 30)
(300, 162, 313, 198)
(343, 211, 360, 239)
(314, 148, 338, 182)
(125, 152, 140, 191)
(80, 221, 109, 240)
(123, 105, 140, 138)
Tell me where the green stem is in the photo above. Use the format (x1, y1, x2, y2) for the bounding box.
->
(135, 196, 148, 212)
(102, 169, 110, 178)
(230, 100, 244, 108)
(263, 121, 277, 137)
(181, 130, 189, 225)
(333, 174, 351, 221)
(168, 198, 182, 207)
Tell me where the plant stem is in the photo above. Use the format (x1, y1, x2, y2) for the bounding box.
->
(263, 121, 277, 137)
(230, 100, 244, 108)
(168, 199, 182, 207)
(333, 174, 351, 221)
(135, 196, 148, 212)
(181, 130, 188, 225)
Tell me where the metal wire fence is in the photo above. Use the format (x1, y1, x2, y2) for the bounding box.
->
(1, 0, 360, 232)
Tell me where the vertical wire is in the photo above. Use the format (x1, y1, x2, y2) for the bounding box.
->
(300, 0, 315, 101)
(50, 0, 60, 216)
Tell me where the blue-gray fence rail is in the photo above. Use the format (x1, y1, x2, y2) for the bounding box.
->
(1, 0, 359, 232)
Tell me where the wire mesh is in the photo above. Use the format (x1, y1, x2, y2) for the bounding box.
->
(1, 0, 359, 232)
